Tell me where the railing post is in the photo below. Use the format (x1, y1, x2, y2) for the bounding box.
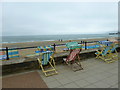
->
(81, 41, 82, 44)
(85, 41, 87, 50)
(6, 47, 9, 60)
(53, 43, 56, 51)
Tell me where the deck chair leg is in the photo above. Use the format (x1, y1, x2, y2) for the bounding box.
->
(68, 61, 73, 69)
(95, 52, 99, 59)
(77, 55, 83, 69)
(112, 50, 118, 60)
(50, 57, 56, 68)
(39, 63, 48, 76)
(66, 61, 74, 70)
(37, 53, 58, 77)
(71, 61, 76, 71)
(103, 54, 116, 63)
(96, 54, 101, 59)
(71, 55, 83, 72)
(40, 63, 48, 76)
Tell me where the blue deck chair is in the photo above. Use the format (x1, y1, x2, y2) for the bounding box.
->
(95, 46, 112, 63)
(95, 42, 118, 63)
(36, 47, 58, 77)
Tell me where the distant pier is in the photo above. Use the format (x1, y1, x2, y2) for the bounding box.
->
(109, 32, 120, 35)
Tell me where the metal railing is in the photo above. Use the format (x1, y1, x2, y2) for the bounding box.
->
(1, 40, 102, 60)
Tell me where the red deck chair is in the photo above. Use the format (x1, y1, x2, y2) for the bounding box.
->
(63, 49, 83, 71)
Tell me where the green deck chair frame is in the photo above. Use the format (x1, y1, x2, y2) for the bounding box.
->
(37, 51, 58, 77)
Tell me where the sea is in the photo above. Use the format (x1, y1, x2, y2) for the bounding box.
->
(1, 34, 118, 43)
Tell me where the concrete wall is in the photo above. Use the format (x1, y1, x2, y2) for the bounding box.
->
(2, 47, 120, 76)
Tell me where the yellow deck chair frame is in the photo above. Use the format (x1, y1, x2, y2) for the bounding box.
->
(37, 51, 58, 77)
(107, 43, 118, 60)
(95, 43, 118, 63)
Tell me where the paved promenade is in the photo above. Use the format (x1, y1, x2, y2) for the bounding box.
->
(2, 57, 118, 88)
(39, 57, 118, 88)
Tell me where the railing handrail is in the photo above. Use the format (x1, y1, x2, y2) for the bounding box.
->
(1, 40, 100, 51)
(0, 40, 107, 60)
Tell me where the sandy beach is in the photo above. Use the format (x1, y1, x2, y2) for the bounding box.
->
(2, 37, 110, 48)
(1, 37, 118, 59)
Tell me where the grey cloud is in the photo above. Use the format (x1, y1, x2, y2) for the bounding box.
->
(2, 2, 118, 36)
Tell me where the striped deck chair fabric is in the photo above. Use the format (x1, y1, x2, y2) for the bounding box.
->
(108, 44, 118, 59)
(82, 45, 101, 49)
(65, 49, 81, 62)
(0, 49, 19, 60)
(37, 45, 54, 52)
(35, 45, 54, 55)
(66, 42, 82, 50)
(0, 51, 7, 60)
(109, 44, 118, 53)
(99, 41, 113, 46)
(41, 51, 53, 65)
(8, 49, 19, 58)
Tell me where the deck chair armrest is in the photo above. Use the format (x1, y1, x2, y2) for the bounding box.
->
(96, 50, 101, 52)
(95, 50, 102, 54)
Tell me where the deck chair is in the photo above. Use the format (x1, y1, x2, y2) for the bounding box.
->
(64, 42, 83, 71)
(63, 48, 83, 71)
(95, 44, 117, 63)
(37, 50, 58, 77)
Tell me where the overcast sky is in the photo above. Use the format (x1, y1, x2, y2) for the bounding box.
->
(2, 2, 118, 36)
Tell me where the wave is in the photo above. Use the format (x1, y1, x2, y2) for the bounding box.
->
(1, 39, 56, 44)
